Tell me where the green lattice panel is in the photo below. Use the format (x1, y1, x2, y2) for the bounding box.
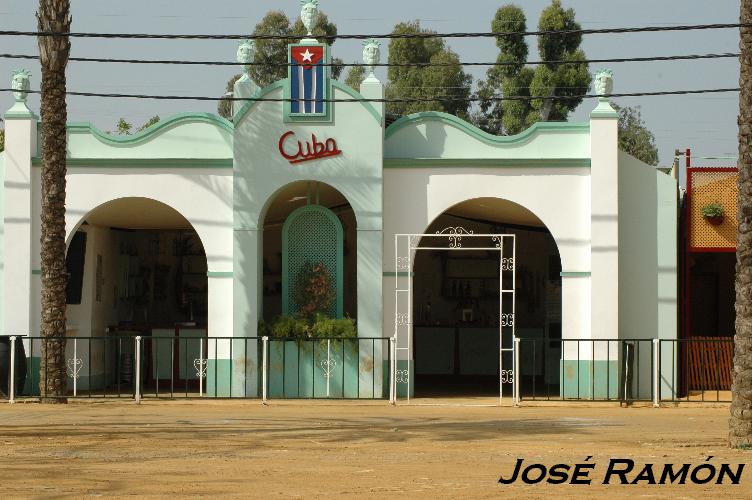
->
(282, 205, 344, 318)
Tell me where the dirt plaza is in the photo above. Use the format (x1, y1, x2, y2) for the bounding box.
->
(0, 400, 749, 498)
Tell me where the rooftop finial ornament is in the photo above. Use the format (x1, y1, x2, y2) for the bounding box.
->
(300, 0, 320, 37)
(594, 69, 614, 101)
(362, 38, 381, 77)
(237, 39, 256, 74)
(11, 69, 31, 102)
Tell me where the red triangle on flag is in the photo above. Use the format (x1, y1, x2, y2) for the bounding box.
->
(291, 45, 324, 69)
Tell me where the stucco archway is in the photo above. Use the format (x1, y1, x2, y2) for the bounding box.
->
(63, 197, 210, 393)
(411, 197, 562, 397)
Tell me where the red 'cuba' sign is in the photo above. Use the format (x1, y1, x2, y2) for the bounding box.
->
(278, 131, 342, 165)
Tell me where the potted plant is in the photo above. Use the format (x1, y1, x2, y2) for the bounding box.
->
(701, 202, 725, 226)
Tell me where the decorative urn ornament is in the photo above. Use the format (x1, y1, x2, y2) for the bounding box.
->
(300, 0, 320, 37)
(236, 39, 256, 74)
(11, 69, 31, 102)
(701, 202, 725, 226)
(593, 68, 614, 101)
(362, 38, 381, 77)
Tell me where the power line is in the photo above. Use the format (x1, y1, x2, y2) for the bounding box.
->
(0, 52, 739, 68)
(0, 87, 740, 102)
(0, 22, 748, 41)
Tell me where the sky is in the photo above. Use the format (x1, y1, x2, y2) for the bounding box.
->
(0, 0, 742, 170)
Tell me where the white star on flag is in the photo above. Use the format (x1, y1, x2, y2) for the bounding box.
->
(301, 49, 314, 62)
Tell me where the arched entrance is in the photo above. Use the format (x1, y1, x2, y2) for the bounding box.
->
(64, 197, 208, 393)
(261, 181, 356, 322)
(412, 198, 561, 397)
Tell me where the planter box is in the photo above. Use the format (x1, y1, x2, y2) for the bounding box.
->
(267, 339, 360, 398)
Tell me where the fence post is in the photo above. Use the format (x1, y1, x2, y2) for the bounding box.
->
(72, 338, 77, 398)
(389, 336, 396, 405)
(513, 336, 520, 407)
(9, 336, 16, 404)
(653, 338, 660, 407)
(134, 336, 141, 405)
(262, 336, 268, 405)
(326, 338, 331, 398)
(199, 338, 204, 397)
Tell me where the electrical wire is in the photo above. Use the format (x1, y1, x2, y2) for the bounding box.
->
(0, 22, 749, 40)
(0, 87, 740, 102)
(0, 52, 739, 68)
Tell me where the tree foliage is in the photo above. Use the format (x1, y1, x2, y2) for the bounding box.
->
(217, 10, 341, 120)
(344, 64, 366, 92)
(113, 116, 161, 135)
(138, 115, 161, 132)
(385, 21, 472, 119)
(0, 127, 4, 153)
(475, 1, 591, 135)
(614, 104, 659, 166)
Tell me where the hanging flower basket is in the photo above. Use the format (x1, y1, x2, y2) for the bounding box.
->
(701, 203, 725, 226)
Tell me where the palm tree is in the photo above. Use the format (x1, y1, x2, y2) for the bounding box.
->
(37, 0, 71, 403)
(731, 1, 752, 447)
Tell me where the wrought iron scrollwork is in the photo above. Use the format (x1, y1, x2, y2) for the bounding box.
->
(396, 313, 409, 326)
(194, 359, 207, 378)
(501, 313, 515, 327)
(320, 359, 337, 379)
(396, 369, 409, 384)
(436, 226, 473, 248)
(501, 257, 515, 271)
(66, 358, 83, 379)
(396, 257, 410, 271)
(500, 369, 514, 384)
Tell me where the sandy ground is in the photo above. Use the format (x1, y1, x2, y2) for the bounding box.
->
(0, 398, 750, 499)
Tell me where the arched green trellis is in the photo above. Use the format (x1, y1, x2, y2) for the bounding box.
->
(282, 204, 344, 318)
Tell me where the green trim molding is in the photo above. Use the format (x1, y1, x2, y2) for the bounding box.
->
(207, 271, 233, 278)
(3, 102, 38, 121)
(385, 111, 589, 144)
(383, 271, 415, 277)
(384, 158, 591, 169)
(560, 271, 591, 278)
(31, 269, 41, 275)
(66, 112, 233, 145)
(31, 157, 233, 168)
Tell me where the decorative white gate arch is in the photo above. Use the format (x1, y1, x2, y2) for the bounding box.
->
(393, 228, 518, 405)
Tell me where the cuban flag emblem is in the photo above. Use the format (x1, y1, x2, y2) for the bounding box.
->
(290, 44, 326, 114)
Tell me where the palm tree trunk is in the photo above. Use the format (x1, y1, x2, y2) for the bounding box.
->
(37, 0, 71, 403)
(731, 0, 752, 446)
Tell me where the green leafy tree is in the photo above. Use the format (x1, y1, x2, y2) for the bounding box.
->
(0, 125, 4, 153)
(614, 104, 658, 166)
(473, 5, 529, 134)
(217, 74, 243, 123)
(138, 115, 161, 132)
(344, 63, 366, 92)
(112, 116, 162, 135)
(475, 1, 591, 135)
(115, 118, 132, 135)
(217, 10, 341, 120)
(385, 21, 472, 119)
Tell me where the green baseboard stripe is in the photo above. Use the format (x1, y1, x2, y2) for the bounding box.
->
(207, 271, 233, 278)
(383, 271, 414, 277)
(560, 360, 618, 399)
(560, 271, 591, 278)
